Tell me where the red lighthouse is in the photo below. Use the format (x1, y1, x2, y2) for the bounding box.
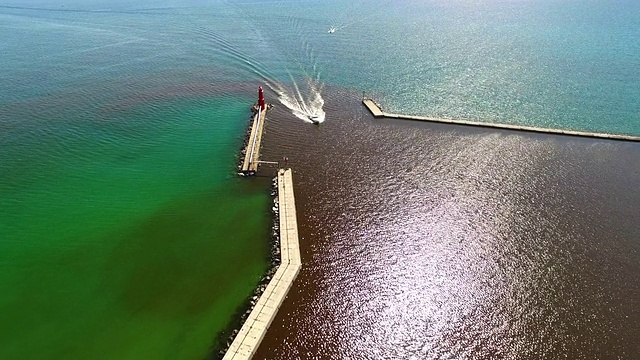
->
(258, 86, 265, 111)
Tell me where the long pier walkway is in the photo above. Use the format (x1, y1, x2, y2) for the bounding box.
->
(363, 98, 640, 142)
(223, 168, 301, 360)
(240, 106, 268, 175)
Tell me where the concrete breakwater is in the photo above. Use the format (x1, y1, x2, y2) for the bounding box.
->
(239, 103, 272, 176)
(223, 168, 301, 360)
(363, 98, 640, 142)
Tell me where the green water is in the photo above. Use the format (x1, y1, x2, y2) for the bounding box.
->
(0, 96, 270, 359)
(2, 0, 639, 358)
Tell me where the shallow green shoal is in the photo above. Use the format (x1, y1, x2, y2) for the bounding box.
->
(0, 95, 270, 359)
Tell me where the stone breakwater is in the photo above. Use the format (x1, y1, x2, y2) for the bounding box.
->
(363, 98, 640, 142)
(214, 177, 280, 359)
(218, 169, 301, 360)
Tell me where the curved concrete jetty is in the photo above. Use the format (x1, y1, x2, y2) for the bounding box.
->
(223, 168, 301, 360)
(363, 98, 640, 142)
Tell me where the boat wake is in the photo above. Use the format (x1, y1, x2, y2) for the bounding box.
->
(266, 74, 325, 124)
(205, 1, 326, 124)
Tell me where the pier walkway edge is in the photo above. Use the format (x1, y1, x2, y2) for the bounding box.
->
(240, 106, 267, 175)
(362, 98, 640, 142)
(223, 168, 301, 360)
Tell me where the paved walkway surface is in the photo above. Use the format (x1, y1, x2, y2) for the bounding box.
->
(223, 169, 301, 360)
(241, 108, 268, 174)
(362, 98, 640, 142)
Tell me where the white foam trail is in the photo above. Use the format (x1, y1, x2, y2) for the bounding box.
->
(266, 76, 325, 124)
(224, 0, 326, 123)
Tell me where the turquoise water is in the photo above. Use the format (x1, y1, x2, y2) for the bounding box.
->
(234, 0, 640, 134)
(1, 0, 639, 358)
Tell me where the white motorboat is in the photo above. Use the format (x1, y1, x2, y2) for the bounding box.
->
(309, 115, 321, 124)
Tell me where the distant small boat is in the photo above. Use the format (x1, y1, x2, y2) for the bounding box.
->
(328, 27, 336, 34)
(309, 115, 321, 124)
